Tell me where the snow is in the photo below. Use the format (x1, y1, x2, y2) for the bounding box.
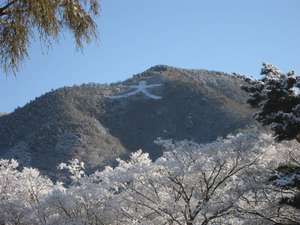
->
(1, 129, 300, 224)
(108, 81, 163, 100)
(291, 86, 300, 96)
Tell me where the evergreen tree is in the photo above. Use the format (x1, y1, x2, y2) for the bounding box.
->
(242, 63, 300, 142)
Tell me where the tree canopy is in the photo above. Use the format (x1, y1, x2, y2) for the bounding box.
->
(0, 0, 100, 74)
(1, 129, 300, 225)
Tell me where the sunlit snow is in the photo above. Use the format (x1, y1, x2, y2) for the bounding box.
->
(108, 81, 162, 100)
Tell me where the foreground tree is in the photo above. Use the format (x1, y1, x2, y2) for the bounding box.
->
(242, 63, 300, 143)
(91, 130, 290, 225)
(107, 150, 258, 225)
(0, 129, 299, 225)
(0, 0, 100, 74)
(241, 65, 300, 224)
(0, 159, 55, 225)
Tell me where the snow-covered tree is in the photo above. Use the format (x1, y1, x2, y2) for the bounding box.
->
(241, 63, 300, 223)
(242, 63, 300, 142)
(89, 129, 290, 225)
(0, 128, 299, 225)
(0, 159, 55, 225)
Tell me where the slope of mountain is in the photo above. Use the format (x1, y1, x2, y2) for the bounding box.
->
(0, 65, 254, 178)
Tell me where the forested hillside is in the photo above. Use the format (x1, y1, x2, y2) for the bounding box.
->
(0, 65, 254, 178)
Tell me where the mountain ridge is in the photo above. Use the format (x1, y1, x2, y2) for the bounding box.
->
(0, 65, 254, 179)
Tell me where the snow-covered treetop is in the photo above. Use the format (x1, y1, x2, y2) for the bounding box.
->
(261, 63, 283, 80)
(242, 63, 300, 142)
(0, 128, 300, 224)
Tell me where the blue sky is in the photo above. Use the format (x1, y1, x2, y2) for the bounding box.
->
(1, 0, 299, 112)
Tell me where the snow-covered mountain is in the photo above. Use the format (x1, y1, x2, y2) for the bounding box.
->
(0, 65, 255, 179)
